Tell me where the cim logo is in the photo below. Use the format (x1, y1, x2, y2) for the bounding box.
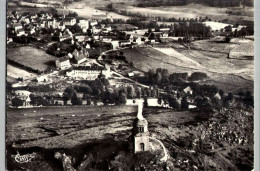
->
(12, 152, 36, 163)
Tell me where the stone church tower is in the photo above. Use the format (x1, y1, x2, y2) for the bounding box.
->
(131, 102, 150, 153)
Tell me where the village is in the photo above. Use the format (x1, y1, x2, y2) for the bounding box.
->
(6, 5, 254, 110)
(5, 0, 255, 170)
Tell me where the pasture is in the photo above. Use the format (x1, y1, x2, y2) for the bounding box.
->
(113, 3, 253, 24)
(7, 46, 57, 72)
(121, 44, 253, 92)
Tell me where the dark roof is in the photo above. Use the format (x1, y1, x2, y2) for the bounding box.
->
(13, 23, 22, 27)
(57, 56, 70, 62)
(73, 65, 105, 71)
(64, 17, 75, 22)
(75, 53, 87, 61)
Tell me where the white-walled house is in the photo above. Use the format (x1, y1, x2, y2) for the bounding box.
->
(55, 56, 71, 70)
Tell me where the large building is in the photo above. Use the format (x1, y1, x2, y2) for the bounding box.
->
(66, 64, 111, 80)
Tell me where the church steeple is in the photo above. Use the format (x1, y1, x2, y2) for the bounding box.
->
(137, 101, 144, 120)
(131, 101, 150, 153)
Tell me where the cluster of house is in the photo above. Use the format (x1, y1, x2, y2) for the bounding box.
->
(55, 47, 111, 80)
(7, 11, 89, 37)
(7, 90, 32, 107)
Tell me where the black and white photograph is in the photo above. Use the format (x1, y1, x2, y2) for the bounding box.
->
(5, 0, 255, 170)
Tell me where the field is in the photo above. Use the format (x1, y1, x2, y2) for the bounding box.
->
(58, 1, 130, 20)
(121, 43, 253, 93)
(8, 6, 56, 14)
(7, 46, 57, 72)
(6, 106, 253, 170)
(113, 3, 253, 24)
(7, 64, 38, 83)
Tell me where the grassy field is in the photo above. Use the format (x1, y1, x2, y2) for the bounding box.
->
(6, 106, 253, 170)
(113, 3, 253, 24)
(121, 44, 253, 93)
(59, 1, 130, 20)
(6, 106, 203, 148)
(7, 64, 38, 82)
(7, 46, 57, 72)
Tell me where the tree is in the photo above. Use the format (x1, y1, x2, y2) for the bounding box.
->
(118, 93, 127, 104)
(244, 91, 253, 107)
(64, 87, 75, 99)
(71, 92, 82, 105)
(219, 89, 224, 97)
(156, 72, 162, 85)
(12, 97, 24, 107)
(107, 3, 113, 10)
(181, 97, 189, 109)
(62, 92, 70, 105)
(86, 99, 91, 105)
(225, 35, 232, 43)
(127, 86, 136, 99)
(168, 96, 181, 109)
(144, 97, 148, 107)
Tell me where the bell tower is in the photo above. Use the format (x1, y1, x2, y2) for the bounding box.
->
(132, 101, 150, 153)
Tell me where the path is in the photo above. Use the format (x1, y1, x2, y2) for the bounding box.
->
(149, 137, 168, 162)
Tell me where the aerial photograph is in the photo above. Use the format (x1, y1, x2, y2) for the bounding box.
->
(6, 0, 254, 170)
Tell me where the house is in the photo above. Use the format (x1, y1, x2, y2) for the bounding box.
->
(161, 32, 169, 38)
(92, 26, 102, 34)
(85, 36, 92, 41)
(59, 29, 73, 42)
(63, 17, 76, 26)
(182, 86, 193, 96)
(104, 25, 112, 32)
(127, 34, 134, 42)
(102, 36, 112, 42)
(90, 20, 98, 26)
(36, 75, 48, 82)
(66, 64, 111, 80)
(111, 40, 119, 49)
(74, 50, 89, 64)
(78, 19, 89, 30)
(24, 17, 30, 24)
(74, 34, 85, 42)
(55, 56, 71, 70)
(47, 19, 56, 28)
(14, 90, 31, 97)
(128, 72, 134, 77)
(119, 40, 132, 47)
(93, 34, 100, 40)
(12, 96, 31, 107)
(13, 23, 23, 32)
(213, 93, 221, 100)
(16, 29, 26, 37)
(134, 37, 142, 45)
